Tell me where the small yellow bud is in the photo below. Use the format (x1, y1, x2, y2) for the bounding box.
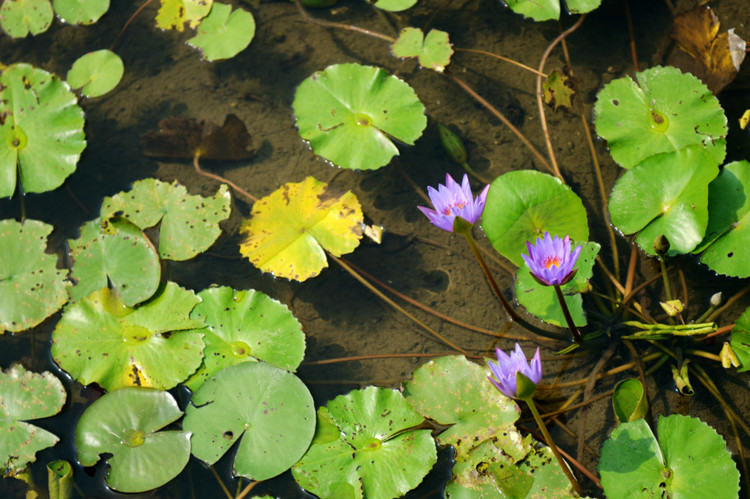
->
(720, 342, 740, 369)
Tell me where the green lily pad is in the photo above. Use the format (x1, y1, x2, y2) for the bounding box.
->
(155, 0, 213, 31)
(515, 241, 599, 327)
(67, 217, 161, 307)
(52, 0, 109, 25)
(594, 66, 727, 170)
(100, 178, 231, 261)
(75, 388, 190, 493)
(238, 176, 363, 281)
(0, 0, 53, 37)
(612, 378, 648, 424)
(391, 27, 453, 72)
(47, 460, 73, 499)
(292, 63, 427, 170)
(371, 0, 416, 12)
(0, 365, 66, 476)
(184, 361, 315, 480)
(697, 161, 750, 277)
(293, 386, 437, 499)
(730, 306, 750, 372)
(51, 283, 205, 391)
(67, 49, 123, 98)
(599, 415, 739, 499)
(0, 219, 70, 334)
(608, 145, 718, 255)
(0, 63, 86, 197)
(183, 286, 305, 392)
(503, 0, 601, 22)
(481, 170, 589, 267)
(187, 2, 255, 61)
(402, 356, 521, 461)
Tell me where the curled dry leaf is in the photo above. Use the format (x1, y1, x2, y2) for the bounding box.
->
(669, 5, 747, 93)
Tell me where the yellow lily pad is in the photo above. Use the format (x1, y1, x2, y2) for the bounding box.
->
(155, 0, 212, 31)
(239, 177, 363, 281)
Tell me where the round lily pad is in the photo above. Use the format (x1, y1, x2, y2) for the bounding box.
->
(599, 415, 739, 499)
(371, 0, 416, 12)
(292, 63, 427, 170)
(239, 176, 363, 281)
(184, 361, 315, 481)
(67, 49, 124, 98)
(293, 386, 437, 499)
(481, 170, 589, 266)
(75, 388, 190, 493)
(608, 145, 718, 255)
(0, 63, 86, 197)
(67, 217, 161, 307)
(515, 241, 599, 327)
(391, 28, 453, 72)
(0, 219, 70, 334)
(52, 0, 109, 25)
(0, 365, 66, 476)
(187, 2, 255, 61)
(402, 355, 521, 460)
(51, 283, 205, 391)
(698, 160, 750, 276)
(594, 66, 727, 170)
(183, 286, 305, 392)
(100, 178, 231, 261)
(0, 0, 53, 37)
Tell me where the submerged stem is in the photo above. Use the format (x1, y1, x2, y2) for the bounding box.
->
(553, 284, 582, 343)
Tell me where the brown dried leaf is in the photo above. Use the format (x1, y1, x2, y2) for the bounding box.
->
(670, 5, 747, 93)
(142, 114, 254, 160)
(542, 70, 575, 111)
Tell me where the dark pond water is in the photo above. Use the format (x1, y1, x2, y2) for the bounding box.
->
(1, 0, 749, 497)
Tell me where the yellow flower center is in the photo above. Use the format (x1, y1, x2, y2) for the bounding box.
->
(543, 256, 562, 269)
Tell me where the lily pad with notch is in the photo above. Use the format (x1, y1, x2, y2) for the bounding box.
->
(0, 63, 86, 197)
(481, 170, 589, 267)
(503, 0, 601, 22)
(292, 63, 427, 170)
(100, 178, 231, 261)
(599, 415, 739, 499)
(0, 219, 70, 334)
(67, 216, 161, 307)
(696, 160, 750, 277)
(239, 176, 363, 281)
(187, 2, 255, 61)
(0, 0, 53, 37)
(0, 365, 66, 476)
(67, 49, 123, 98)
(402, 355, 521, 461)
(594, 65, 727, 170)
(52, 0, 109, 25)
(391, 27, 453, 72)
(51, 283, 205, 391)
(184, 361, 315, 480)
(155, 0, 212, 31)
(141, 114, 254, 160)
(75, 387, 190, 493)
(292, 386, 437, 499)
(515, 241, 599, 327)
(183, 286, 305, 392)
(608, 145, 719, 255)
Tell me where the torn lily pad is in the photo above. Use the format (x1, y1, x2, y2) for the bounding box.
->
(292, 63, 427, 170)
(0, 219, 70, 334)
(184, 361, 315, 480)
(391, 27, 453, 72)
(0, 63, 86, 197)
(503, 0, 601, 22)
(100, 178, 231, 261)
(155, 0, 212, 31)
(0, 365, 66, 476)
(51, 283, 205, 391)
(183, 286, 305, 392)
(75, 388, 190, 493)
(239, 176, 363, 281)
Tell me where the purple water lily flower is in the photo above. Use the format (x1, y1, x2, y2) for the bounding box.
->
(418, 173, 490, 232)
(488, 343, 542, 400)
(522, 232, 582, 286)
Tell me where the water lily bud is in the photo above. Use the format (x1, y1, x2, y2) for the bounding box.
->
(710, 292, 723, 307)
(671, 363, 694, 396)
(653, 234, 670, 256)
(720, 342, 740, 369)
(660, 299, 683, 317)
(437, 124, 468, 164)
